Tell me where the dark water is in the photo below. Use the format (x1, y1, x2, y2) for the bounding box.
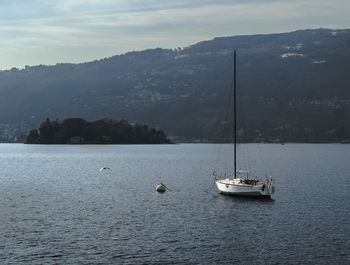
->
(0, 143, 349, 264)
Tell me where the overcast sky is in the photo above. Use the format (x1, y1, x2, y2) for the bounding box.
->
(0, 0, 349, 70)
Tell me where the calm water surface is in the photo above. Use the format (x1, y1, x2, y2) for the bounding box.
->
(0, 143, 349, 264)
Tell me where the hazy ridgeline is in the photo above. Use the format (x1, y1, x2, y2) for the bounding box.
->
(0, 29, 349, 142)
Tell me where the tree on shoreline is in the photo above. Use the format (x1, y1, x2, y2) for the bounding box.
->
(26, 118, 172, 144)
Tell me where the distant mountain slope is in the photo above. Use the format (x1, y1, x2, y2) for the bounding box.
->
(0, 28, 349, 142)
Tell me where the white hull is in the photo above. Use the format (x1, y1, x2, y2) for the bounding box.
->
(215, 178, 274, 197)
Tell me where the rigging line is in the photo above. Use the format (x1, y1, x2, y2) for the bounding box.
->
(239, 96, 252, 174)
(213, 58, 235, 173)
(204, 177, 217, 193)
(229, 54, 236, 176)
(235, 58, 252, 176)
(256, 142, 267, 180)
(264, 144, 274, 178)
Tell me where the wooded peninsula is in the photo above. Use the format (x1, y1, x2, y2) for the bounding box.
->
(26, 118, 172, 144)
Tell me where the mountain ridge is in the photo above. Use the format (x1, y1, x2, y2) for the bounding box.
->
(1, 28, 350, 142)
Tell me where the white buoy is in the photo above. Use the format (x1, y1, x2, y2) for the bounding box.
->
(156, 183, 167, 192)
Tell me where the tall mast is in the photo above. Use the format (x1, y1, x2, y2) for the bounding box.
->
(234, 49, 237, 178)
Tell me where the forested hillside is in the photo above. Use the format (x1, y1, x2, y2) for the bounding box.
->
(1, 28, 350, 142)
(26, 118, 171, 144)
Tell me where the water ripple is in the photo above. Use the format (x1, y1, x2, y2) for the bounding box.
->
(0, 144, 349, 264)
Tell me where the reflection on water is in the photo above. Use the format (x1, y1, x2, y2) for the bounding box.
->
(217, 193, 275, 203)
(0, 143, 349, 264)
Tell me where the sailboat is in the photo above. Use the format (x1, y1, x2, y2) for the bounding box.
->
(214, 50, 275, 198)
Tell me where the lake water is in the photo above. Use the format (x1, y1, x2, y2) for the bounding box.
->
(0, 143, 349, 264)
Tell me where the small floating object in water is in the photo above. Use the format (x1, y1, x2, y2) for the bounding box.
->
(156, 183, 166, 192)
(99, 167, 111, 171)
(156, 183, 168, 192)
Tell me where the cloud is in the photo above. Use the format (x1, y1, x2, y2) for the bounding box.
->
(0, 0, 349, 69)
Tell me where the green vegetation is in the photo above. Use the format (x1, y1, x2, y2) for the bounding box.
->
(26, 118, 172, 144)
(1, 29, 350, 142)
